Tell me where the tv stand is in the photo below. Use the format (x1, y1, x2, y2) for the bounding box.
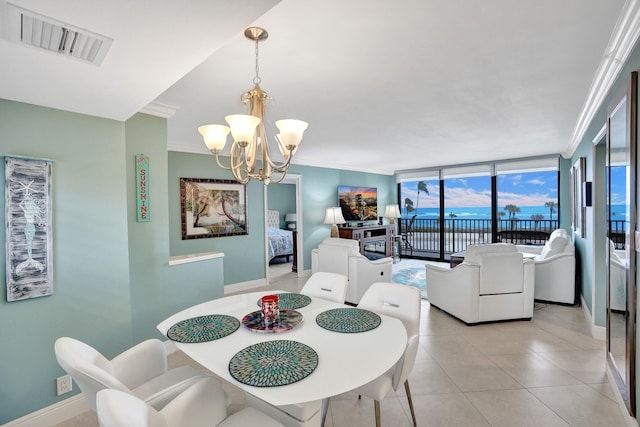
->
(337, 224, 395, 258)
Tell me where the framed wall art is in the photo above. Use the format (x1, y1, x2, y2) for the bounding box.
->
(180, 178, 248, 239)
(5, 155, 54, 302)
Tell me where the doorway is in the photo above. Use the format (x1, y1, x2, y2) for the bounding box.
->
(265, 174, 303, 284)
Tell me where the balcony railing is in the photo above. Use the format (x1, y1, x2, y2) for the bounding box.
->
(398, 216, 628, 259)
(399, 217, 559, 259)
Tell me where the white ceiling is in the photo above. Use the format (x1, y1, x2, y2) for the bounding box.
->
(0, 0, 628, 175)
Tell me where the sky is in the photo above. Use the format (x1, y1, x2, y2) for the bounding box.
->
(400, 171, 559, 209)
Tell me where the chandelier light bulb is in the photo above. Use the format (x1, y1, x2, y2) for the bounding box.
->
(225, 114, 261, 146)
(198, 124, 230, 152)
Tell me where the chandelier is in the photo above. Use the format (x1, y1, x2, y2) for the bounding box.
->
(198, 27, 308, 184)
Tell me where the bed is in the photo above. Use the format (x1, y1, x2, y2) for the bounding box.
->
(267, 210, 294, 264)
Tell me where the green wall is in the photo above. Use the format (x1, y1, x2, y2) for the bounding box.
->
(0, 100, 131, 423)
(125, 116, 224, 344)
(168, 152, 397, 283)
(267, 183, 296, 229)
(0, 102, 224, 424)
(569, 35, 640, 422)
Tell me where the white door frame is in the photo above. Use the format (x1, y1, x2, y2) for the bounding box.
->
(264, 174, 303, 283)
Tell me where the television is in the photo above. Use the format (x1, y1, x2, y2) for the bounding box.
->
(338, 185, 378, 222)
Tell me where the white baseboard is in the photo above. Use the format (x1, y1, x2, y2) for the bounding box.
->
(580, 294, 606, 340)
(224, 278, 266, 295)
(606, 365, 639, 427)
(2, 395, 89, 427)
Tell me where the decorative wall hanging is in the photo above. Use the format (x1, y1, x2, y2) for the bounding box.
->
(570, 157, 586, 237)
(180, 178, 247, 239)
(5, 155, 53, 301)
(135, 154, 150, 222)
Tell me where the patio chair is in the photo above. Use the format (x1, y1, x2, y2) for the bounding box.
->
(400, 215, 416, 256)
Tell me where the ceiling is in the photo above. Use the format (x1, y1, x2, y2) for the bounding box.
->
(0, 0, 629, 175)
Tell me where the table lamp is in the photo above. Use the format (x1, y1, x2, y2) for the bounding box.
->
(383, 204, 401, 224)
(285, 213, 297, 230)
(324, 207, 346, 238)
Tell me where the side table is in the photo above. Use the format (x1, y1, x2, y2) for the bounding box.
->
(450, 251, 465, 268)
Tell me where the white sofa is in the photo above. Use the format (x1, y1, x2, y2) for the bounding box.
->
(426, 243, 535, 325)
(311, 237, 393, 305)
(516, 229, 576, 305)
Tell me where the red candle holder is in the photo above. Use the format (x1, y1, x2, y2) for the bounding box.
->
(261, 294, 280, 326)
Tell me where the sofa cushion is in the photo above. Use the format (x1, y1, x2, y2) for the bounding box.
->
(478, 252, 524, 294)
(540, 232, 570, 259)
(464, 243, 517, 264)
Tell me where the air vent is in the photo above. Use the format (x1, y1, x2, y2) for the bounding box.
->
(4, 3, 113, 65)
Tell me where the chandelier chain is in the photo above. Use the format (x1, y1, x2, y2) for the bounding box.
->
(253, 38, 261, 86)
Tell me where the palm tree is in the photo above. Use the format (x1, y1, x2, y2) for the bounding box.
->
(531, 213, 544, 227)
(404, 197, 415, 218)
(545, 201, 557, 221)
(416, 181, 429, 212)
(504, 204, 520, 220)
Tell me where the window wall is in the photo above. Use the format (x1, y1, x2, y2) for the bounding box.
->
(397, 157, 559, 260)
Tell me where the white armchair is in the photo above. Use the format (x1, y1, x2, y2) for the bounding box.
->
(55, 337, 205, 413)
(426, 244, 535, 325)
(311, 237, 392, 305)
(516, 228, 576, 304)
(97, 378, 284, 427)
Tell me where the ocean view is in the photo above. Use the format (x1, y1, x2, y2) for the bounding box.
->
(402, 204, 627, 222)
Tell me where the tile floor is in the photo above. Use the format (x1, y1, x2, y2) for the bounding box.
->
(55, 260, 631, 427)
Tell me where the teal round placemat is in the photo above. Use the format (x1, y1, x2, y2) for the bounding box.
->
(315, 308, 381, 333)
(256, 293, 312, 310)
(167, 314, 240, 343)
(228, 340, 318, 387)
(242, 309, 304, 333)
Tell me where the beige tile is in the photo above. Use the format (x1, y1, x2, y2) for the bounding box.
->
(329, 395, 412, 427)
(461, 330, 537, 355)
(399, 359, 461, 396)
(465, 389, 570, 427)
(541, 326, 606, 350)
(422, 334, 488, 362)
(537, 349, 607, 384)
(488, 352, 582, 388)
(54, 266, 630, 427)
(53, 411, 98, 427)
(436, 358, 523, 392)
(408, 393, 492, 426)
(529, 384, 628, 427)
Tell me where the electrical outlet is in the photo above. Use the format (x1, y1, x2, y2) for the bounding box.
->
(56, 374, 72, 395)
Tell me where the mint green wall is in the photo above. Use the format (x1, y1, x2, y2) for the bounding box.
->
(0, 102, 224, 424)
(569, 37, 640, 421)
(168, 152, 397, 283)
(267, 183, 296, 228)
(168, 152, 267, 285)
(0, 100, 131, 423)
(284, 164, 397, 271)
(125, 116, 224, 343)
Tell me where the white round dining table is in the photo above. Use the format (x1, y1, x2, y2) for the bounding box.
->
(156, 290, 407, 407)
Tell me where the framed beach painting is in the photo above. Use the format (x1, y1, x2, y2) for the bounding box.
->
(5, 156, 53, 302)
(180, 178, 248, 239)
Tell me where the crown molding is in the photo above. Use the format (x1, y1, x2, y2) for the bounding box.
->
(140, 102, 180, 119)
(565, 0, 640, 158)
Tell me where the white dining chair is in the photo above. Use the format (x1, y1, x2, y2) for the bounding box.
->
(54, 337, 204, 413)
(300, 271, 348, 303)
(353, 282, 421, 427)
(96, 377, 284, 427)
